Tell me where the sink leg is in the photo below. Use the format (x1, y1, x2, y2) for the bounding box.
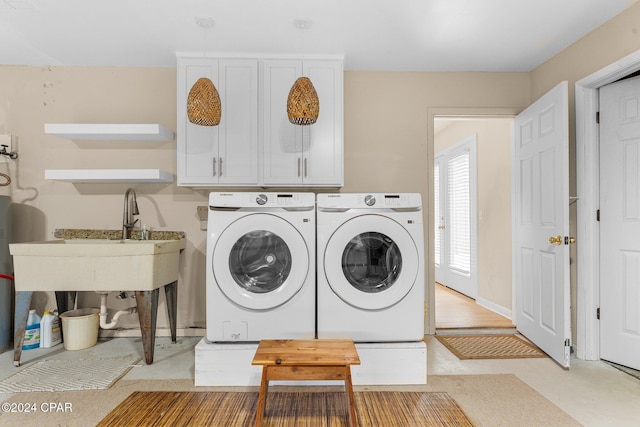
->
(55, 291, 77, 314)
(164, 281, 177, 343)
(135, 289, 159, 365)
(54, 291, 77, 343)
(13, 291, 33, 367)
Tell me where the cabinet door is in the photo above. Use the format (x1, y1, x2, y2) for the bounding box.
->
(262, 60, 304, 185)
(218, 59, 258, 185)
(304, 60, 344, 186)
(177, 58, 219, 186)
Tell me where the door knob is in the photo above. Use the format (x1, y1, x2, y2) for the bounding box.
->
(569, 237, 576, 244)
(548, 235, 562, 245)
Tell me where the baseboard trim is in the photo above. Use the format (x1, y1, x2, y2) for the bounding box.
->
(475, 297, 512, 320)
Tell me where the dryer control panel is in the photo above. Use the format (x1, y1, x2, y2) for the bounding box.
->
(318, 193, 422, 210)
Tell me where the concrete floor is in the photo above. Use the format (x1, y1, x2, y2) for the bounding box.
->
(2, 335, 639, 426)
(427, 335, 640, 426)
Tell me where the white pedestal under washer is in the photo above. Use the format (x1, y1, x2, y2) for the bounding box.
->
(317, 193, 425, 342)
(206, 192, 315, 342)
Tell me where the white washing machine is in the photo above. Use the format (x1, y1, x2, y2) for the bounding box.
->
(206, 192, 316, 342)
(317, 193, 425, 342)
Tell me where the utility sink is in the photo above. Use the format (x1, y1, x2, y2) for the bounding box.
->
(10, 236, 185, 366)
(9, 238, 186, 291)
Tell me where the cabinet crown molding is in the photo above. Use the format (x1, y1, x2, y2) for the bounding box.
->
(176, 52, 344, 62)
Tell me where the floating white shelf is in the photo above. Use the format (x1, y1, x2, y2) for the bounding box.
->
(44, 169, 174, 183)
(44, 123, 175, 141)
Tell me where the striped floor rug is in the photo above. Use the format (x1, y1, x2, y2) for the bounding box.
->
(436, 334, 547, 360)
(97, 390, 474, 426)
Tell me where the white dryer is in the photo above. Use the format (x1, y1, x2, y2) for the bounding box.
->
(206, 192, 315, 342)
(317, 193, 425, 342)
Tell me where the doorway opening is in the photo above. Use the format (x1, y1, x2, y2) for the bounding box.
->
(433, 116, 515, 331)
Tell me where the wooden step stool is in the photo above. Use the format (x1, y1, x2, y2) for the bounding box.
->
(251, 339, 361, 427)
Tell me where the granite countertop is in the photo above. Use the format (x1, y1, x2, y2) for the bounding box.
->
(54, 229, 185, 241)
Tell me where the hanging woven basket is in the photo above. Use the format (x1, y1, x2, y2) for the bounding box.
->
(187, 77, 221, 126)
(287, 77, 319, 125)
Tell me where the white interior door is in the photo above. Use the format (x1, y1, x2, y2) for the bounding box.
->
(599, 76, 640, 370)
(513, 81, 571, 368)
(434, 136, 478, 299)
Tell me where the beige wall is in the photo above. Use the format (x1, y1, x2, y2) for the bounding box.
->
(530, 0, 640, 204)
(0, 66, 207, 329)
(0, 67, 530, 334)
(435, 118, 513, 312)
(343, 72, 529, 192)
(530, 0, 640, 203)
(531, 2, 640, 100)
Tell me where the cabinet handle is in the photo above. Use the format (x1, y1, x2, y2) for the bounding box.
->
(219, 157, 223, 176)
(304, 158, 307, 178)
(297, 158, 301, 177)
(212, 158, 216, 177)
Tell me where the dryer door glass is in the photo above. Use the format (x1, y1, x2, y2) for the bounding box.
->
(342, 232, 402, 292)
(229, 230, 292, 293)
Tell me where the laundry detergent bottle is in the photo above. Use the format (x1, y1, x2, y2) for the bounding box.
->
(23, 309, 41, 350)
(40, 310, 62, 348)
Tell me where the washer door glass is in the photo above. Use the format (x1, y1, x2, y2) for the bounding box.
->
(324, 214, 418, 310)
(229, 230, 292, 294)
(342, 232, 402, 293)
(213, 213, 309, 310)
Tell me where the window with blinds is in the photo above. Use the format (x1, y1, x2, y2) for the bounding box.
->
(447, 150, 471, 276)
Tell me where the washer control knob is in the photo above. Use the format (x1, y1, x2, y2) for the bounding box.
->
(256, 194, 268, 205)
(364, 195, 376, 206)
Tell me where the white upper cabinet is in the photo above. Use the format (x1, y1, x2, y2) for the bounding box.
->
(262, 59, 344, 186)
(176, 54, 343, 187)
(177, 56, 258, 186)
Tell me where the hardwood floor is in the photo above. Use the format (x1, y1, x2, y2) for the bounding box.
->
(435, 283, 514, 329)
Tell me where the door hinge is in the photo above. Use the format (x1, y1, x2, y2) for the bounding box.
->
(597, 307, 600, 320)
(596, 111, 600, 123)
(596, 209, 600, 222)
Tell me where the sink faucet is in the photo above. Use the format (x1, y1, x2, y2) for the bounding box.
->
(122, 188, 140, 239)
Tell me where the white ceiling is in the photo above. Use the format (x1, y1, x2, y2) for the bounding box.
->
(0, 0, 637, 71)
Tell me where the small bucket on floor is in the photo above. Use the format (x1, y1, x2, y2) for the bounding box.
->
(60, 308, 100, 350)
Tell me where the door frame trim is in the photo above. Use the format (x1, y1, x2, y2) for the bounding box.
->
(576, 48, 640, 361)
